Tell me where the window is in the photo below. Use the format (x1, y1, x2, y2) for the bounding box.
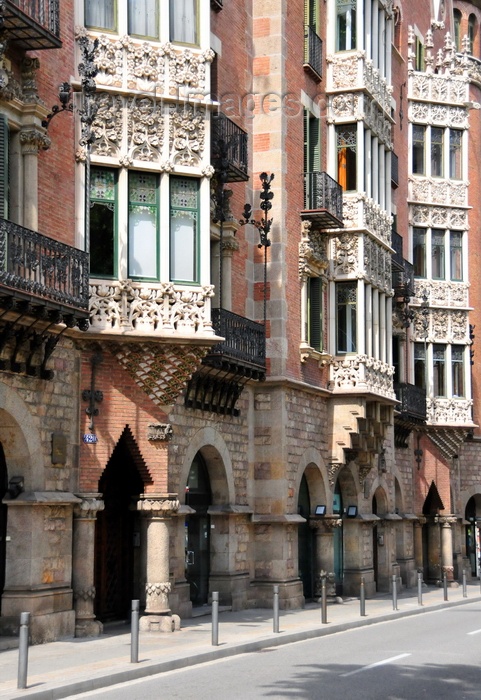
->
(128, 0, 158, 39)
(0, 114, 9, 220)
(430, 128, 443, 177)
(170, 0, 198, 45)
(128, 172, 159, 279)
(415, 35, 424, 71)
(336, 281, 357, 353)
(453, 9, 462, 52)
(89, 167, 116, 278)
(433, 344, 446, 397)
(452, 345, 465, 397)
(450, 231, 463, 281)
(413, 228, 426, 278)
(449, 129, 462, 179)
(412, 125, 425, 175)
(469, 14, 476, 55)
(304, 109, 321, 208)
(85, 0, 115, 30)
(431, 229, 445, 280)
(170, 177, 200, 283)
(336, 0, 356, 51)
(336, 124, 357, 191)
(307, 277, 323, 351)
(414, 343, 426, 390)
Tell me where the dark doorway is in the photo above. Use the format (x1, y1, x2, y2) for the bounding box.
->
(465, 496, 480, 577)
(298, 474, 314, 599)
(372, 494, 379, 590)
(333, 482, 343, 595)
(0, 443, 7, 611)
(94, 436, 144, 622)
(185, 453, 211, 606)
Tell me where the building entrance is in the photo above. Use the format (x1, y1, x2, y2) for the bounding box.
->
(94, 436, 144, 622)
(185, 453, 211, 606)
(298, 474, 314, 599)
(0, 443, 7, 611)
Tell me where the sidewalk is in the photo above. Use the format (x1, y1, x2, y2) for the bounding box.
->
(0, 583, 480, 700)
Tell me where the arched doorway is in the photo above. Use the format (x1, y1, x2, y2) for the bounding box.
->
(94, 435, 144, 622)
(298, 474, 314, 599)
(0, 443, 7, 611)
(333, 480, 343, 594)
(372, 487, 388, 591)
(185, 452, 212, 606)
(422, 480, 445, 582)
(465, 495, 481, 577)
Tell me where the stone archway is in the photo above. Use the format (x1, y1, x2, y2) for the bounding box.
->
(296, 462, 328, 601)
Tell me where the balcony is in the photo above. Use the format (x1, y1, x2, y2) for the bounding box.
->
(301, 172, 343, 229)
(391, 230, 403, 271)
(303, 25, 323, 82)
(395, 383, 427, 423)
(1, 1, 61, 50)
(0, 219, 89, 322)
(186, 308, 266, 416)
(393, 258, 415, 298)
(211, 113, 248, 183)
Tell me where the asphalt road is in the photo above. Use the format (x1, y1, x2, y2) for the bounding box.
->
(69, 602, 481, 699)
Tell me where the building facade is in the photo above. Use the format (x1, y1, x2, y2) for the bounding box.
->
(3, 0, 481, 643)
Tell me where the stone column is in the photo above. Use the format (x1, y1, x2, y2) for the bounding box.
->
(19, 127, 50, 230)
(413, 518, 424, 573)
(311, 517, 342, 600)
(138, 495, 180, 633)
(439, 515, 457, 584)
(72, 494, 104, 638)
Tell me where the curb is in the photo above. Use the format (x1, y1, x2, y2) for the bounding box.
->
(5, 595, 480, 700)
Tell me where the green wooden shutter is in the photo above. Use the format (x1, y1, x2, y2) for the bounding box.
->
(308, 277, 323, 351)
(0, 114, 9, 220)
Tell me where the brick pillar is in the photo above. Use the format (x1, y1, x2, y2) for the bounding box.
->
(73, 494, 104, 638)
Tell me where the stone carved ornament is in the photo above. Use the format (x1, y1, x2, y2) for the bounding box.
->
(333, 233, 358, 274)
(298, 220, 328, 279)
(427, 398, 473, 424)
(90, 92, 123, 157)
(410, 205, 467, 230)
(169, 104, 205, 166)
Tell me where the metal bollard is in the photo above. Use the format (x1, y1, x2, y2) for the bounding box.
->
(17, 612, 30, 690)
(273, 585, 280, 633)
(212, 592, 219, 646)
(392, 574, 398, 611)
(463, 570, 467, 598)
(131, 600, 139, 663)
(360, 576, 366, 616)
(443, 572, 448, 601)
(321, 576, 327, 624)
(417, 571, 423, 606)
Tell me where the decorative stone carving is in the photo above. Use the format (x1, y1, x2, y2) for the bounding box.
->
(147, 424, 173, 442)
(138, 497, 180, 516)
(329, 355, 396, 400)
(169, 104, 205, 165)
(19, 128, 50, 154)
(328, 52, 393, 116)
(331, 93, 359, 118)
(333, 232, 358, 274)
(90, 92, 123, 157)
(74, 495, 104, 520)
(124, 37, 167, 92)
(409, 101, 467, 128)
(21, 57, 41, 104)
(127, 95, 164, 161)
(410, 205, 467, 230)
(409, 177, 467, 207)
(146, 581, 171, 596)
(83, 31, 124, 87)
(342, 193, 392, 245)
(299, 220, 328, 279)
(427, 398, 473, 425)
(328, 463, 341, 487)
(413, 280, 469, 310)
(74, 586, 96, 601)
(363, 236, 392, 292)
(168, 47, 214, 98)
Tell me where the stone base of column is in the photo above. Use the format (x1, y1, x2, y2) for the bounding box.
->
(139, 613, 181, 633)
(75, 618, 103, 638)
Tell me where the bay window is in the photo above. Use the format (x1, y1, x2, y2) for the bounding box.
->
(90, 167, 117, 278)
(336, 0, 357, 51)
(170, 177, 200, 283)
(128, 172, 159, 280)
(336, 124, 357, 191)
(413, 228, 463, 281)
(336, 281, 357, 353)
(412, 125, 464, 179)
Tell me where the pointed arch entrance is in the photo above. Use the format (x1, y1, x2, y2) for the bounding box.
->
(298, 474, 314, 599)
(0, 443, 7, 610)
(94, 433, 145, 622)
(185, 452, 212, 606)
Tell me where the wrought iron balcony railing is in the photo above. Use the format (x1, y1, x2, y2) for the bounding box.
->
(211, 112, 248, 183)
(205, 308, 266, 374)
(304, 25, 323, 81)
(302, 171, 343, 229)
(391, 230, 403, 270)
(395, 382, 427, 423)
(0, 219, 89, 317)
(2, 0, 61, 50)
(393, 258, 415, 298)
(391, 151, 399, 188)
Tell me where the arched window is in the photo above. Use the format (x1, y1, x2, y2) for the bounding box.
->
(453, 9, 462, 52)
(468, 13, 477, 55)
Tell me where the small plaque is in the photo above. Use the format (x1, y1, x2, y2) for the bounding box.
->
(83, 433, 98, 444)
(51, 432, 67, 465)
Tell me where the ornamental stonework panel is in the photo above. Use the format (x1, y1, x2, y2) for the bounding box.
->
(427, 398, 473, 425)
(90, 93, 123, 158)
(410, 205, 467, 230)
(413, 280, 469, 309)
(127, 96, 164, 161)
(169, 105, 206, 166)
(412, 306, 469, 343)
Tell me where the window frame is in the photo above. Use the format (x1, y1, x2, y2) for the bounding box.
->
(336, 281, 357, 354)
(169, 0, 200, 46)
(307, 276, 323, 352)
(413, 227, 464, 282)
(127, 170, 160, 281)
(84, 0, 117, 32)
(169, 175, 201, 284)
(336, 0, 357, 52)
(336, 123, 357, 191)
(127, 0, 159, 40)
(89, 166, 118, 280)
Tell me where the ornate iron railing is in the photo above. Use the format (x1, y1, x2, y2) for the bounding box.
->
(391, 230, 403, 269)
(391, 151, 399, 188)
(0, 219, 89, 310)
(211, 113, 248, 183)
(208, 308, 265, 368)
(304, 171, 343, 222)
(304, 25, 323, 81)
(393, 258, 415, 298)
(2, 0, 60, 49)
(395, 382, 427, 422)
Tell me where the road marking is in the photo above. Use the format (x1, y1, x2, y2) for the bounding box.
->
(341, 653, 411, 677)
(467, 628, 481, 635)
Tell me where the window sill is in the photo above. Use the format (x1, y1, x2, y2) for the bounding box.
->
(300, 344, 332, 366)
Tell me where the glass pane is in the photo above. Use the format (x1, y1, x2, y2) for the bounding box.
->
(413, 228, 426, 277)
(452, 346, 465, 397)
(431, 128, 443, 177)
(337, 125, 357, 191)
(450, 231, 463, 281)
(170, 0, 198, 44)
(90, 203, 114, 277)
(433, 344, 446, 397)
(336, 282, 357, 353)
(414, 343, 426, 390)
(431, 229, 445, 279)
(85, 0, 115, 29)
(128, 0, 158, 37)
(449, 130, 462, 180)
(412, 125, 425, 174)
(129, 205, 157, 278)
(171, 214, 196, 281)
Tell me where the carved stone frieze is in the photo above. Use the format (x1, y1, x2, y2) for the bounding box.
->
(410, 205, 467, 230)
(362, 94, 392, 148)
(90, 92, 123, 157)
(327, 53, 392, 115)
(329, 355, 396, 399)
(21, 57, 41, 104)
(169, 104, 205, 166)
(169, 47, 214, 98)
(147, 424, 173, 442)
(75, 29, 124, 88)
(299, 220, 328, 279)
(138, 498, 180, 516)
(124, 37, 167, 91)
(409, 177, 467, 208)
(127, 95, 164, 161)
(89, 281, 215, 336)
(409, 101, 468, 129)
(74, 495, 104, 519)
(413, 280, 469, 310)
(415, 308, 468, 343)
(427, 398, 473, 425)
(328, 463, 341, 488)
(310, 516, 343, 531)
(333, 232, 358, 275)
(330, 93, 359, 119)
(342, 193, 392, 245)
(74, 586, 96, 601)
(363, 236, 392, 292)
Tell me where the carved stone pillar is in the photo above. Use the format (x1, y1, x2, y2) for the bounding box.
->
(19, 127, 50, 230)
(413, 518, 425, 573)
(73, 494, 104, 637)
(439, 515, 457, 584)
(311, 517, 342, 600)
(138, 494, 180, 633)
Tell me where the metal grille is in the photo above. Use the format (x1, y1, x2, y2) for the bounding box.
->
(209, 308, 266, 368)
(304, 25, 323, 81)
(304, 171, 343, 221)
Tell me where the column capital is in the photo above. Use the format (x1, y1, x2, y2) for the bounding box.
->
(19, 127, 50, 154)
(74, 494, 104, 519)
(436, 515, 457, 527)
(137, 494, 179, 517)
(310, 516, 343, 532)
